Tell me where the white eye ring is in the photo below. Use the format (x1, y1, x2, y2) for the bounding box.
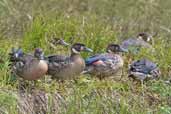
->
(72, 48, 80, 54)
(15, 53, 19, 58)
(147, 37, 151, 42)
(138, 36, 143, 39)
(107, 49, 112, 53)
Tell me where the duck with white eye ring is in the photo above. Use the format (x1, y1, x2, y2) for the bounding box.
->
(120, 32, 153, 54)
(11, 48, 48, 80)
(84, 44, 127, 80)
(47, 43, 93, 80)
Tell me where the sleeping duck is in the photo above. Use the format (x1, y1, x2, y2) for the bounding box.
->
(9, 47, 24, 63)
(128, 58, 161, 82)
(10, 48, 48, 80)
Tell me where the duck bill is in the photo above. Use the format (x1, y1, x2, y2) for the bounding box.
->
(84, 47, 93, 52)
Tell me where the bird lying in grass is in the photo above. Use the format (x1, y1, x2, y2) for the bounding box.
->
(120, 32, 154, 66)
(84, 44, 127, 80)
(128, 58, 161, 82)
(10, 48, 48, 80)
(47, 43, 93, 80)
(121, 32, 153, 54)
(128, 58, 160, 96)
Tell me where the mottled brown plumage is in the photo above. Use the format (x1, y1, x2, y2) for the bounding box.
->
(12, 48, 48, 80)
(128, 58, 161, 82)
(121, 32, 153, 51)
(47, 43, 93, 80)
(84, 44, 126, 79)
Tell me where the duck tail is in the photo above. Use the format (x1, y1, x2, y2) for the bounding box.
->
(81, 66, 94, 74)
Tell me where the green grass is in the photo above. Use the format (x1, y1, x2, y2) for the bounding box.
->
(0, 0, 171, 113)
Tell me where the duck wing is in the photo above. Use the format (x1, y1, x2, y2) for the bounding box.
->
(121, 38, 152, 54)
(85, 53, 121, 66)
(85, 53, 111, 65)
(47, 55, 68, 63)
(12, 54, 37, 76)
(47, 55, 72, 74)
(121, 38, 137, 49)
(130, 59, 157, 74)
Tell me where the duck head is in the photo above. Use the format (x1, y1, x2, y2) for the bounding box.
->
(16, 48, 24, 57)
(106, 44, 128, 54)
(9, 47, 24, 61)
(34, 48, 45, 60)
(137, 32, 152, 43)
(50, 38, 70, 46)
(71, 43, 93, 54)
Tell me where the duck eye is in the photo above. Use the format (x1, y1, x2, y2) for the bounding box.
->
(147, 37, 151, 42)
(80, 46, 85, 50)
(107, 49, 112, 53)
(114, 46, 119, 50)
(58, 39, 63, 43)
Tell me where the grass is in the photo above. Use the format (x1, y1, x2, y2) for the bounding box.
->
(0, 0, 171, 113)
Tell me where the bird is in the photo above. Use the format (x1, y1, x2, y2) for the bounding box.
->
(46, 38, 70, 50)
(9, 38, 69, 80)
(47, 43, 93, 80)
(9, 47, 24, 63)
(84, 44, 127, 79)
(45, 38, 70, 63)
(128, 58, 160, 82)
(121, 32, 153, 54)
(10, 48, 48, 80)
(128, 58, 160, 96)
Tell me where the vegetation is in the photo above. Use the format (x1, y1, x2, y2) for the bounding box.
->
(0, 0, 171, 113)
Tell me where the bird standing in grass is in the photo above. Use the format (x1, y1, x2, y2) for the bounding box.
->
(84, 44, 127, 80)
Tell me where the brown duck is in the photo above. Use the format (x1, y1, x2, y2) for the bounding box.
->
(11, 48, 48, 80)
(121, 32, 153, 53)
(84, 44, 127, 79)
(47, 43, 93, 80)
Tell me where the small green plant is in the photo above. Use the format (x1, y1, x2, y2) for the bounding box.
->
(0, 90, 17, 114)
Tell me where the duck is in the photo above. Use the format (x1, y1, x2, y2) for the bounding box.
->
(46, 38, 70, 50)
(9, 47, 24, 63)
(84, 44, 127, 79)
(128, 58, 161, 82)
(47, 43, 93, 80)
(45, 38, 70, 63)
(121, 32, 153, 54)
(11, 48, 48, 80)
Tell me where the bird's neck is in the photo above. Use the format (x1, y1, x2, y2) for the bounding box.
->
(70, 53, 81, 60)
(70, 53, 85, 67)
(107, 51, 120, 55)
